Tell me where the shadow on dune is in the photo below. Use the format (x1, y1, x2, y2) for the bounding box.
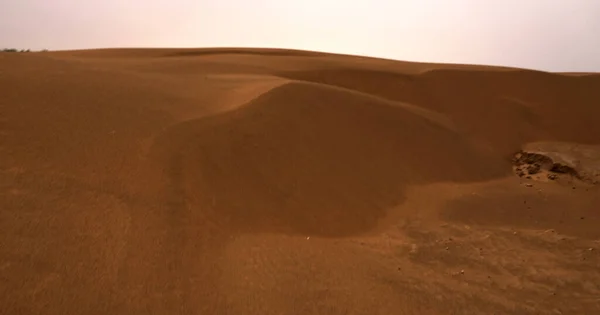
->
(281, 68, 600, 154)
(148, 81, 509, 238)
(278, 69, 418, 103)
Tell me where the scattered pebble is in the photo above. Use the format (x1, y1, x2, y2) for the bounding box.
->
(525, 183, 533, 187)
(460, 269, 465, 275)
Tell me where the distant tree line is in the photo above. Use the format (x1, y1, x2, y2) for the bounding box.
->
(2, 48, 49, 52)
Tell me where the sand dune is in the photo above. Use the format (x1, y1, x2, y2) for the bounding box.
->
(1, 48, 600, 314)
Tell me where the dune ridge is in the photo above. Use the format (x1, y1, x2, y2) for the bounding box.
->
(147, 80, 506, 237)
(1, 48, 600, 314)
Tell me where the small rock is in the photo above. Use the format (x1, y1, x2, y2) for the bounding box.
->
(548, 174, 557, 180)
(551, 163, 575, 174)
(525, 183, 533, 187)
(445, 246, 449, 250)
(527, 164, 541, 174)
(588, 248, 594, 251)
(460, 270, 465, 275)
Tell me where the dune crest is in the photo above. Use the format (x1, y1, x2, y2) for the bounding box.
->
(147, 81, 505, 238)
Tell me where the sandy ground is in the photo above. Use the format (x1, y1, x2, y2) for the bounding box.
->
(1, 48, 600, 314)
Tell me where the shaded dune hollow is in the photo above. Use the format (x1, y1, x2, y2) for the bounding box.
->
(151, 81, 508, 237)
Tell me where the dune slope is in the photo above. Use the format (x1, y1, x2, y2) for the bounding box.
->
(1, 48, 600, 314)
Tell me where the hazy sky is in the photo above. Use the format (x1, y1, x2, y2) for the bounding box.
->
(2, 0, 599, 71)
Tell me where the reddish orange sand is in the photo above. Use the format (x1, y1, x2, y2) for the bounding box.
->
(1, 48, 600, 314)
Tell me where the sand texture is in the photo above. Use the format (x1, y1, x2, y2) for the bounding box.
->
(1, 48, 600, 314)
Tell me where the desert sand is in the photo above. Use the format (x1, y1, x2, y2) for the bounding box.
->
(1, 48, 599, 314)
